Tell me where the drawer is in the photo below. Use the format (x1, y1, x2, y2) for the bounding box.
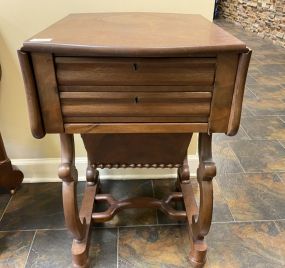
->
(55, 57, 216, 87)
(60, 91, 212, 123)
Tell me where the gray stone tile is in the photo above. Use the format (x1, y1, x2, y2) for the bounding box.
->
(0, 189, 11, 220)
(207, 221, 285, 267)
(242, 116, 285, 140)
(0, 230, 35, 268)
(212, 141, 244, 174)
(0, 183, 65, 231)
(25, 228, 117, 268)
(229, 140, 285, 172)
(118, 225, 191, 268)
(216, 173, 285, 221)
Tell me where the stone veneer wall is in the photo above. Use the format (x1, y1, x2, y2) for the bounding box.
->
(218, 0, 285, 47)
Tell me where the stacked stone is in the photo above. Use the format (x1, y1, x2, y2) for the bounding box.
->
(218, 0, 285, 48)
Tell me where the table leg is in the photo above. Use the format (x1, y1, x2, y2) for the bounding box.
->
(0, 133, 23, 193)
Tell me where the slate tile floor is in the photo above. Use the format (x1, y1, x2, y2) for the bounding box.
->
(1, 19, 285, 267)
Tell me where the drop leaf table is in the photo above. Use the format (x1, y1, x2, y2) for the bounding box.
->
(18, 13, 251, 267)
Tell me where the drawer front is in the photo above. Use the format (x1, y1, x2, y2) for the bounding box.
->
(55, 57, 216, 87)
(60, 91, 212, 123)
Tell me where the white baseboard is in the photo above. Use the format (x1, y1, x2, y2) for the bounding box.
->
(12, 155, 198, 183)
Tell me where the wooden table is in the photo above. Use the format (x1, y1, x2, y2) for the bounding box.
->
(18, 13, 251, 267)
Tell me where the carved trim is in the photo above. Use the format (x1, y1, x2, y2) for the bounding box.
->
(92, 163, 182, 169)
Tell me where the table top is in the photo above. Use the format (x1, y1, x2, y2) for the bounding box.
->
(22, 13, 247, 57)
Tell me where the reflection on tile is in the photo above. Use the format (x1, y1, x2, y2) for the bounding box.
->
(216, 173, 285, 221)
(258, 64, 285, 76)
(279, 115, 285, 122)
(94, 180, 156, 227)
(118, 225, 191, 268)
(0, 230, 35, 268)
(0, 183, 65, 231)
(242, 116, 285, 140)
(152, 178, 233, 224)
(229, 140, 285, 172)
(245, 97, 285, 116)
(253, 52, 285, 64)
(249, 84, 285, 102)
(25, 228, 117, 268)
(212, 141, 244, 174)
(211, 179, 234, 222)
(245, 75, 259, 86)
(213, 126, 250, 142)
(207, 221, 285, 267)
(0, 189, 11, 219)
(277, 172, 285, 184)
(89, 228, 117, 268)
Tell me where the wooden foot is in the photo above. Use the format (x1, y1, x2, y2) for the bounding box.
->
(0, 133, 23, 193)
(72, 183, 98, 268)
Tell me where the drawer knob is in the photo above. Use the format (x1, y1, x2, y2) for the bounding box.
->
(134, 96, 139, 104)
(133, 63, 138, 71)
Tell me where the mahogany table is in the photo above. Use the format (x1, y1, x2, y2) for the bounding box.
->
(18, 13, 251, 267)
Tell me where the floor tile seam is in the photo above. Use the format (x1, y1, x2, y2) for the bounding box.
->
(1, 220, 283, 233)
(278, 116, 285, 124)
(277, 140, 285, 150)
(241, 115, 285, 119)
(212, 218, 285, 224)
(117, 227, 119, 268)
(0, 196, 12, 223)
(103, 219, 285, 229)
(225, 141, 246, 174)
(276, 173, 285, 186)
(273, 220, 285, 234)
(224, 138, 285, 142)
(238, 124, 251, 140)
(0, 227, 68, 233)
(214, 171, 283, 176)
(24, 229, 37, 268)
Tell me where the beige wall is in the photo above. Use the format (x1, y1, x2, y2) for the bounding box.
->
(0, 1, 214, 159)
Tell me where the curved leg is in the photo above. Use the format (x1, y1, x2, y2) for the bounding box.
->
(59, 134, 94, 268)
(179, 133, 216, 267)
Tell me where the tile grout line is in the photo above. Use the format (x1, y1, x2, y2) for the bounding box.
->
(277, 140, 285, 150)
(0, 195, 13, 223)
(0, 227, 67, 233)
(116, 227, 119, 268)
(226, 141, 246, 174)
(0, 219, 284, 233)
(278, 115, 285, 123)
(214, 180, 236, 222)
(239, 125, 251, 140)
(24, 229, 37, 268)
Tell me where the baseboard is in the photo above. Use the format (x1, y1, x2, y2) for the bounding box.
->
(12, 155, 198, 183)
